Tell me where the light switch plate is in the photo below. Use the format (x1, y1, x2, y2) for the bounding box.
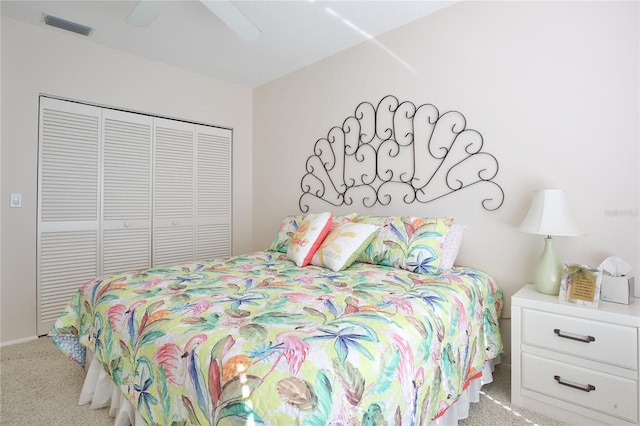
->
(10, 193, 21, 208)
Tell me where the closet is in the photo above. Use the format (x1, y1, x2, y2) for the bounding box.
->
(37, 97, 232, 335)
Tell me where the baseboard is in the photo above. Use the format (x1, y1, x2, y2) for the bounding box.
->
(0, 335, 38, 348)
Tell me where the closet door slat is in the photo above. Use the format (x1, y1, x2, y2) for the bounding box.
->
(196, 126, 232, 260)
(102, 110, 153, 275)
(40, 107, 99, 222)
(154, 122, 194, 219)
(152, 118, 195, 267)
(103, 228, 151, 275)
(197, 130, 231, 217)
(37, 98, 101, 335)
(196, 223, 231, 261)
(153, 226, 194, 267)
(103, 115, 152, 221)
(39, 230, 98, 324)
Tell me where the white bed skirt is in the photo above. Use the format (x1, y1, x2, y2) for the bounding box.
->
(80, 350, 500, 425)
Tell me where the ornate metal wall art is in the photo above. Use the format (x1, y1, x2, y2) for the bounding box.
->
(299, 95, 504, 212)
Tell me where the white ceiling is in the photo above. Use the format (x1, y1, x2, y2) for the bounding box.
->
(0, 0, 456, 87)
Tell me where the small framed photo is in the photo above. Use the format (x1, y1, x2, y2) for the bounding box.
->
(559, 263, 603, 307)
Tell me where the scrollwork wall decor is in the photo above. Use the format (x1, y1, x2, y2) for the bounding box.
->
(299, 95, 504, 212)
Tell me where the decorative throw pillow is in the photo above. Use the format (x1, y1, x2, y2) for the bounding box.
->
(287, 212, 333, 267)
(311, 222, 378, 271)
(330, 212, 359, 230)
(402, 216, 453, 274)
(356, 216, 453, 274)
(269, 213, 358, 253)
(438, 223, 466, 271)
(269, 215, 305, 253)
(355, 216, 406, 267)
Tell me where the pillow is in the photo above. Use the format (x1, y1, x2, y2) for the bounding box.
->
(402, 216, 453, 274)
(330, 212, 358, 230)
(269, 213, 357, 253)
(355, 216, 404, 267)
(269, 215, 304, 253)
(438, 223, 466, 271)
(311, 222, 378, 271)
(356, 216, 453, 274)
(287, 212, 333, 267)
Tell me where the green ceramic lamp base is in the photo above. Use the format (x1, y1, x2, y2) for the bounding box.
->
(533, 236, 563, 295)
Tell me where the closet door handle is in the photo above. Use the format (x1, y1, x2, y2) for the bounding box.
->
(554, 375, 596, 392)
(553, 328, 595, 343)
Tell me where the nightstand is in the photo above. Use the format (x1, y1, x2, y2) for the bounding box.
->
(511, 284, 640, 425)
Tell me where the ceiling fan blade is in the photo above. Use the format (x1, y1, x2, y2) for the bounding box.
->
(126, 0, 166, 27)
(200, 0, 262, 42)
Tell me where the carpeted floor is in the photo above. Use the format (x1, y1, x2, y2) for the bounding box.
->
(0, 337, 569, 425)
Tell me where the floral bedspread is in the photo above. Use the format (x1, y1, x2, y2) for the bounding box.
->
(50, 251, 503, 425)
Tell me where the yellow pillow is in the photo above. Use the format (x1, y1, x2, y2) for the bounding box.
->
(311, 222, 377, 271)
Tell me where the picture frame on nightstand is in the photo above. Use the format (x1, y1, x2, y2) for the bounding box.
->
(559, 263, 603, 307)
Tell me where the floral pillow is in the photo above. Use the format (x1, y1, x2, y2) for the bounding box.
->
(269, 215, 304, 253)
(438, 223, 466, 271)
(287, 212, 333, 267)
(403, 216, 453, 274)
(355, 216, 401, 266)
(269, 213, 358, 253)
(330, 212, 359, 230)
(311, 222, 378, 271)
(356, 215, 453, 274)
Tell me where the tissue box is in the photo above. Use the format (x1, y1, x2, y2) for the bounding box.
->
(600, 275, 635, 304)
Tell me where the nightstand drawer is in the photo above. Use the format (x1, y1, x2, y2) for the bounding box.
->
(522, 353, 638, 423)
(522, 309, 638, 369)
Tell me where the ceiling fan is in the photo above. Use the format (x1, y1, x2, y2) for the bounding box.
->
(126, 0, 262, 42)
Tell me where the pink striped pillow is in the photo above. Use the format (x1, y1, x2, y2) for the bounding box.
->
(286, 212, 333, 266)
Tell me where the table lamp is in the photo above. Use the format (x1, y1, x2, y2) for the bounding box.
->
(519, 189, 581, 295)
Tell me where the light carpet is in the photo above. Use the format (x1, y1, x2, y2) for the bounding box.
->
(0, 337, 569, 425)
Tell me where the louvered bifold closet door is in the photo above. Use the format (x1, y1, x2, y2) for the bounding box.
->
(37, 98, 101, 335)
(102, 109, 152, 275)
(153, 118, 195, 266)
(196, 125, 232, 260)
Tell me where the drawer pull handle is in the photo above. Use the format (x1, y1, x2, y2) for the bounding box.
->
(554, 375, 596, 392)
(553, 328, 595, 343)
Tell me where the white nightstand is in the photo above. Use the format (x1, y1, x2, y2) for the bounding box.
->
(511, 284, 640, 425)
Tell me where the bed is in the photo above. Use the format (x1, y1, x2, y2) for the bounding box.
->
(50, 213, 503, 425)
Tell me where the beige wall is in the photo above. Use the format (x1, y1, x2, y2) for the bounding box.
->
(253, 1, 639, 363)
(0, 17, 254, 344)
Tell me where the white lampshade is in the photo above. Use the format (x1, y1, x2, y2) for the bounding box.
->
(519, 189, 580, 295)
(519, 189, 581, 237)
